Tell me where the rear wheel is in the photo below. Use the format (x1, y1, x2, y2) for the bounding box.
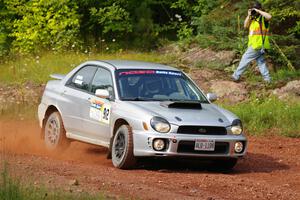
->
(111, 125, 136, 169)
(44, 111, 70, 151)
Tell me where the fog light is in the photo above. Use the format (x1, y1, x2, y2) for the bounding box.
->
(234, 142, 244, 153)
(153, 139, 165, 151)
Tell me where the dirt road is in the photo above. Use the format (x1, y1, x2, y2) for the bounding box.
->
(0, 120, 300, 200)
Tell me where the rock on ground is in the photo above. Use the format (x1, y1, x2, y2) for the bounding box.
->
(189, 68, 224, 92)
(189, 69, 248, 103)
(210, 81, 248, 103)
(273, 80, 300, 101)
(181, 48, 236, 68)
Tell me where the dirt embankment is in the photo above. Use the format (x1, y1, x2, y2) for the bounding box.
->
(1, 120, 300, 200)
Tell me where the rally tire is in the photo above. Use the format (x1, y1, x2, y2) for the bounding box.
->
(44, 111, 70, 151)
(111, 125, 136, 169)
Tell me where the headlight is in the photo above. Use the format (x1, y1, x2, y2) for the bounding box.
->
(231, 119, 243, 135)
(150, 117, 170, 133)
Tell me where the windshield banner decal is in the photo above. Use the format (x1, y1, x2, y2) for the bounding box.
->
(119, 70, 181, 76)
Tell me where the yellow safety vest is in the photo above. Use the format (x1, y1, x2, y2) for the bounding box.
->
(248, 16, 270, 49)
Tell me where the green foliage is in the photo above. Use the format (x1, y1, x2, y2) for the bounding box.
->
(262, 0, 300, 69)
(132, 1, 157, 49)
(225, 95, 300, 137)
(271, 68, 300, 82)
(90, 3, 132, 36)
(176, 22, 194, 41)
(0, 0, 298, 71)
(263, 0, 300, 36)
(8, 0, 80, 54)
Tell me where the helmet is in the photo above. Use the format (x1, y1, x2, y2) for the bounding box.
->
(144, 78, 162, 96)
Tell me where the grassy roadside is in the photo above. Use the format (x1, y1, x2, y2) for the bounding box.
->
(0, 51, 175, 84)
(223, 95, 300, 138)
(0, 163, 108, 200)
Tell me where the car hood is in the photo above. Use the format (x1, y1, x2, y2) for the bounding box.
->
(125, 101, 233, 127)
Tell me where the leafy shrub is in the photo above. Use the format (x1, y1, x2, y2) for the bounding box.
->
(89, 3, 132, 37)
(9, 0, 80, 54)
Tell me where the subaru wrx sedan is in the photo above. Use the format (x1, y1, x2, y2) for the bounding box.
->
(38, 60, 247, 169)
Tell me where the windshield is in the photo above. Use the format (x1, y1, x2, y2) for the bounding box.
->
(116, 69, 208, 103)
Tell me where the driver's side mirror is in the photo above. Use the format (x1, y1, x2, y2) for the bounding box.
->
(95, 89, 110, 99)
(207, 93, 218, 102)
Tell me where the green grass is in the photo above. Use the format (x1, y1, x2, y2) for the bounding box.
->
(223, 95, 300, 137)
(272, 68, 300, 82)
(0, 163, 108, 200)
(0, 51, 175, 84)
(0, 103, 37, 120)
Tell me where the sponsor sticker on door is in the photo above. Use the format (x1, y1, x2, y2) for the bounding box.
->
(89, 98, 111, 124)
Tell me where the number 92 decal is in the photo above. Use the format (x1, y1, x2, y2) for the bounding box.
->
(89, 99, 111, 124)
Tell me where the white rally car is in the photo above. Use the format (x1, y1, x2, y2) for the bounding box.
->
(38, 60, 247, 169)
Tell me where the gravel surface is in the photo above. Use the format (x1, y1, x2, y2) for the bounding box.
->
(1, 120, 300, 200)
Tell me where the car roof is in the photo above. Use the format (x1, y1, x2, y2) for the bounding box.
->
(101, 60, 179, 71)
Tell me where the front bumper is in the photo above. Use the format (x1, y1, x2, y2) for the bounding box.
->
(133, 130, 247, 158)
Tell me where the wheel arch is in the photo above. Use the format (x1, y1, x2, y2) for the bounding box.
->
(41, 105, 61, 139)
(113, 118, 129, 136)
(107, 118, 130, 159)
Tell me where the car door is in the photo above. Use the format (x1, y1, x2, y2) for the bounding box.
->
(80, 67, 114, 143)
(59, 65, 97, 135)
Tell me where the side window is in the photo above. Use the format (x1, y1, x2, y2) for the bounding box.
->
(91, 68, 114, 98)
(68, 66, 97, 91)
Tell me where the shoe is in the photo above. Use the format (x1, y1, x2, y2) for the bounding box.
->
(231, 75, 239, 83)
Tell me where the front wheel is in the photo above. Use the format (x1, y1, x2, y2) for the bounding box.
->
(111, 125, 136, 169)
(44, 111, 70, 151)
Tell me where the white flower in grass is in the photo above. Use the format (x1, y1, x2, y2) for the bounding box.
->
(112, 39, 116, 42)
(175, 14, 181, 18)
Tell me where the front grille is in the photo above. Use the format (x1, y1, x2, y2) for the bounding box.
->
(177, 141, 229, 154)
(177, 126, 227, 135)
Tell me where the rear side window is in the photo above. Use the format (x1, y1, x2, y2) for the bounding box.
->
(68, 66, 97, 91)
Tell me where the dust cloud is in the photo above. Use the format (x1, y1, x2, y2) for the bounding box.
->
(0, 120, 111, 166)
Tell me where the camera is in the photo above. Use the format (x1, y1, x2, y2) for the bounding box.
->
(250, 9, 257, 16)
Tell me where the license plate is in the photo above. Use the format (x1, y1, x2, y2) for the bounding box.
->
(194, 139, 215, 151)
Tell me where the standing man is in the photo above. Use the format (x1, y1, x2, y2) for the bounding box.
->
(232, 2, 272, 83)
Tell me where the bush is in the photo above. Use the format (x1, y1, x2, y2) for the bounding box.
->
(9, 0, 80, 54)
